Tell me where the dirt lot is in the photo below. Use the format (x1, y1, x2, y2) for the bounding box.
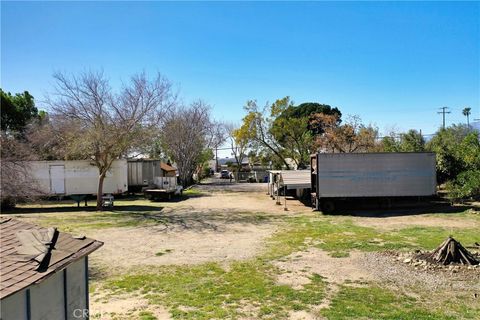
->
(5, 178, 480, 319)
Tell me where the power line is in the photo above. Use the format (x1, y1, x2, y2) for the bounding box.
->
(437, 107, 451, 129)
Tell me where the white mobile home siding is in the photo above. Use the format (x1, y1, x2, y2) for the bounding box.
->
(27, 160, 128, 196)
(0, 258, 89, 320)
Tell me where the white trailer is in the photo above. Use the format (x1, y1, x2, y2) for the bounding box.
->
(311, 153, 437, 212)
(27, 160, 128, 197)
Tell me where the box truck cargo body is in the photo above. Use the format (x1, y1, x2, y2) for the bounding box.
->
(127, 160, 165, 191)
(310, 153, 436, 212)
(27, 160, 128, 196)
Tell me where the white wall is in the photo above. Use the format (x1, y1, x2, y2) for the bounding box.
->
(27, 160, 128, 196)
(0, 288, 28, 320)
(66, 259, 87, 319)
(0, 258, 89, 320)
(30, 270, 64, 320)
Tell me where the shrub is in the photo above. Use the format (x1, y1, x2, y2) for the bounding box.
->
(446, 170, 480, 202)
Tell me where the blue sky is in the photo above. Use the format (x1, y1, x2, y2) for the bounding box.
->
(2, 1, 479, 137)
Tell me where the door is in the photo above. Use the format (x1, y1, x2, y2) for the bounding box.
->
(49, 165, 65, 194)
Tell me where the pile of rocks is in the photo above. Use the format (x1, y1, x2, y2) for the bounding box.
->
(401, 253, 479, 273)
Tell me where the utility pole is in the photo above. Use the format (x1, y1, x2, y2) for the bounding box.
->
(437, 107, 451, 129)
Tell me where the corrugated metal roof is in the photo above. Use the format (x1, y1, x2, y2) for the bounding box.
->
(280, 170, 310, 190)
(0, 218, 103, 299)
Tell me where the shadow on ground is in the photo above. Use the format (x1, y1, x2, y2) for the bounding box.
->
(329, 202, 474, 217)
(2, 204, 165, 214)
(135, 208, 288, 232)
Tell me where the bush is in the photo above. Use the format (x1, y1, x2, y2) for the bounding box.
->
(446, 170, 480, 202)
(426, 125, 471, 184)
(1, 197, 17, 211)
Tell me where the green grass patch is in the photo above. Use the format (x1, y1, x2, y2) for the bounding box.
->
(106, 261, 325, 319)
(395, 225, 480, 250)
(138, 311, 158, 320)
(321, 285, 456, 320)
(155, 249, 173, 256)
(182, 188, 204, 196)
(22, 210, 160, 233)
(265, 215, 479, 259)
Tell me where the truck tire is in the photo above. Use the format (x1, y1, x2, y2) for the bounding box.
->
(321, 200, 336, 214)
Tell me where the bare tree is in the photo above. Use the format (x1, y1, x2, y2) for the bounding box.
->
(0, 133, 42, 209)
(207, 121, 228, 173)
(161, 101, 214, 187)
(47, 71, 175, 210)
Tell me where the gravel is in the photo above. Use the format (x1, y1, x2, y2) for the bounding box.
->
(358, 251, 480, 291)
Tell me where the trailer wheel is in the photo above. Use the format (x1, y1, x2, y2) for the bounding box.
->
(321, 200, 336, 214)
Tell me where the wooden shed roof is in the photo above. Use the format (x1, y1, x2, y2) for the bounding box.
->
(160, 163, 176, 172)
(0, 217, 103, 300)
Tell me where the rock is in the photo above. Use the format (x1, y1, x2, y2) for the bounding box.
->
(403, 258, 412, 264)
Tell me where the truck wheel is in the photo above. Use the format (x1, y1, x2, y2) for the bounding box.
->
(321, 201, 336, 214)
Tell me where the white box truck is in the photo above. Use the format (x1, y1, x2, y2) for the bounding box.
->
(27, 160, 128, 197)
(310, 153, 437, 212)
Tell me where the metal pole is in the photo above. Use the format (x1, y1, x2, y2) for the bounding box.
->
(284, 185, 288, 211)
(267, 173, 270, 195)
(437, 107, 451, 129)
(276, 180, 281, 205)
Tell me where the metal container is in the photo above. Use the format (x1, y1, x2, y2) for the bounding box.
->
(127, 160, 163, 187)
(311, 152, 437, 199)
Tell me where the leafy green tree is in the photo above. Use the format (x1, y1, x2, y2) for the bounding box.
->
(426, 124, 471, 183)
(381, 135, 400, 152)
(275, 102, 342, 135)
(270, 98, 322, 168)
(442, 130, 480, 201)
(239, 99, 292, 169)
(226, 123, 249, 181)
(240, 98, 343, 169)
(399, 130, 425, 152)
(457, 131, 480, 171)
(0, 89, 38, 133)
(446, 170, 480, 202)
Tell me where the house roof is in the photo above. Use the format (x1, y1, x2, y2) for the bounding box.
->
(160, 162, 176, 172)
(0, 217, 103, 300)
